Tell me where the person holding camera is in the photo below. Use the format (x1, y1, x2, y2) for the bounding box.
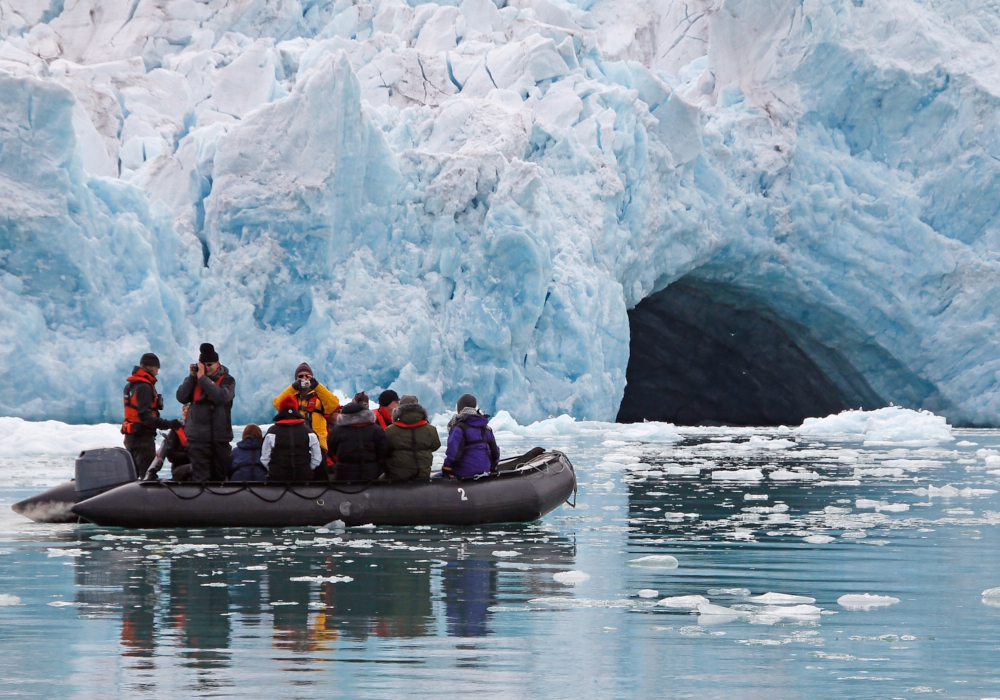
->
(175, 343, 236, 481)
(271, 362, 339, 469)
(122, 352, 183, 478)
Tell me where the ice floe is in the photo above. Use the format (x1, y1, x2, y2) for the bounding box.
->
(797, 407, 952, 446)
(289, 575, 353, 583)
(656, 595, 709, 609)
(553, 570, 590, 584)
(712, 469, 764, 482)
(637, 589, 659, 598)
(626, 555, 679, 569)
(748, 592, 816, 605)
(837, 594, 901, 610)
(0, 594, 22, 606)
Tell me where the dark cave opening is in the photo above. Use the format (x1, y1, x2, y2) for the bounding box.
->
(617, 281, 884, 426)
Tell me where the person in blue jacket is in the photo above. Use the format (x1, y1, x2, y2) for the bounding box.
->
(229, 424, 266, 481)
(442, 394, 499, 478)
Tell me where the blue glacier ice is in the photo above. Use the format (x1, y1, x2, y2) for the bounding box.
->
(1, 0, 1000, 424)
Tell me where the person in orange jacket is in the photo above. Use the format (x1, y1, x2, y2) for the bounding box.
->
(272, 363, 340, 460)
(122, 352, 183, 478)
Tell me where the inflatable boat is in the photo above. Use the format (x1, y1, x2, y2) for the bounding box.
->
(13, 447, 576, 528)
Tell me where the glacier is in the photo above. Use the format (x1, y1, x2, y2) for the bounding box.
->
(1, 0, 1000, 425)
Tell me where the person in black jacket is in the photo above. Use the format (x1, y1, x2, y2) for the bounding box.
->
(327, 401, 389, 481)
(229, 424, 267, 481)
(262, 395, 320, 482)
(175, 343, 236, 481)
(122, 352, 183, 478)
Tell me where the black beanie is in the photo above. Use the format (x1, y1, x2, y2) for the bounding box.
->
(456, 394, 477, 411)
(139, 353, 160, 368)
(378, 389, 399, 407)
(341, 401, 365, 415)
(199, 343, 219, 363)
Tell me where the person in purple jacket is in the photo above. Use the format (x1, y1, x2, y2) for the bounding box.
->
(442, 394, 500, 478)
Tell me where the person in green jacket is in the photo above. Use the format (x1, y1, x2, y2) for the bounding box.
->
(383, 395, 441, 480)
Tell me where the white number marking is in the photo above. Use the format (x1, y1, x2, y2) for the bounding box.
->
(457, 488, 468, 501)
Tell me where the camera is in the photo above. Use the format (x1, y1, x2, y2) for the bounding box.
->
(190, 363, 199, 374)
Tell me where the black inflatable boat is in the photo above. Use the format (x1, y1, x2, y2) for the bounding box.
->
(14, 448, 576, 528)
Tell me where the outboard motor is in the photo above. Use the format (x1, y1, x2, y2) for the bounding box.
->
(75, 447, 136, 500)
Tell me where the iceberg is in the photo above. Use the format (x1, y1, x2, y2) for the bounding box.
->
(3, 0, 1000, 426)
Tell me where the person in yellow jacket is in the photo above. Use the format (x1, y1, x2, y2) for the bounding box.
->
(272, 363, 340, 461)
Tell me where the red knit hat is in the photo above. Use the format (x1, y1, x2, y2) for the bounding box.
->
(279, 394, 299, 413)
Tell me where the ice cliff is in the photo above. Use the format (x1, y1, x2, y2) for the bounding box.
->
(1, 0, 1000, 424)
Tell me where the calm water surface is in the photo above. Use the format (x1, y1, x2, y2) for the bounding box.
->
(1, 426, 999, 698)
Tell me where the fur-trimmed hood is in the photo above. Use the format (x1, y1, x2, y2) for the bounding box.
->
(392, 402, 428, 424)
(447, 406, 489, 429)
(337, 408, 376, 427)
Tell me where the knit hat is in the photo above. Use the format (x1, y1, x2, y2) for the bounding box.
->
(378, 389, 399, 407)
(341, 401, 365, 415)
(294, 362, 313, 378)
(199, 343, 219, 363)
(279, 394, 299, 413)
(456, 393, 477, 411)
(139, 353, 160, 368)
(399, 394, 419, 405)
(353, 391, 370, 406)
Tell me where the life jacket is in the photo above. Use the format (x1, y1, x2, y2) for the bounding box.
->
(176, 427, 188, 447)
(375, 406, 393, 430)
(266, 416, 312, 479)
(122, 369, 162, 435)
(192, 373, 225, 402)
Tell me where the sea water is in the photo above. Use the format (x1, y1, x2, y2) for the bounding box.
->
(2, 425, 999, 699)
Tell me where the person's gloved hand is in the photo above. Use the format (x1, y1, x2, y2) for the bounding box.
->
(292, 379, 305, 392)
(168, 419, 183, 430)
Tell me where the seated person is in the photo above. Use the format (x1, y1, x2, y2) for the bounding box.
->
(326, 401, 389, 481)
(442, 394, 499, 479)
(229, 424, 267, 481)
(271, 362, 339, 465)
(262, 396, 321, 482)
(383, 395, 440, 480)
(166, 404, 194, 481)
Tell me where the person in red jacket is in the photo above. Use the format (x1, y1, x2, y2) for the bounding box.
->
(374, 390, 399, 429)
(122, 353, 182, 478)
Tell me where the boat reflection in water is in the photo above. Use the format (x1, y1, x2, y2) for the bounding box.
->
(66, 524, 576, 668)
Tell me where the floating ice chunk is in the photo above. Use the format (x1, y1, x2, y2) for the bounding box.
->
(760, 604, 822, 618)
(911, 484, 998, 498)
(983, 587, 1000, 598)
(492, 550, 520, 557)
(706, 588, 750, 596)
(745, 494, 769, 501)
(627, 555, 679, 569)
(663, 465, 701, 476)
(878, 503, 910, 512)
(855, 499, 880, 509)
(0, 594, 22, 606)
(770, 469, 819, 481)
(0, 418, 123, 457)
(837, 594, 900, 610)
(955, 441, 978, 446)
(553, 570, 590, 584)
(46, 548, 85, 557)
(841, 530, 867, 539)
(854, 467, 906, 478)
(201, 582, 227, 587)
(712, 469, 764, 481)
(637, 589, 659, 598)
(803, 534, 836, 544)
(289, 575, 353, 583)
(746, 436, 796, 450)
(47, 601, 74, 607)
(798, 407, 952, 445)
(656, 595, 709, 609)
(242, 565, 267, 571)
(696, 602, 746, 623)
(749, 592, 816, 605)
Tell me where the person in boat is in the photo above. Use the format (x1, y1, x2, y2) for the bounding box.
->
(383, 395, 440, 480)
(262, 395, 321, 482)
(175, 343, 236, 481)
(229, 424, 267, 481)
(442, 394, 499, 479)
(326, 401, 389, 481)
(122, 352, 183, 478)
(164, 404, 193, 481)
(271, 362, 339, 467)
(374, 390, 398, 429)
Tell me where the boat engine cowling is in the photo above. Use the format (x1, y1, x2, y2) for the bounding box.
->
(75, 448, 136, 499)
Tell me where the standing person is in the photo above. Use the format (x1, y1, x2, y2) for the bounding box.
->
(326, 401, 390, 481)
(229, 424, 267, 481)
(374, 390, 398, 430)
(271, 363, 339, 461)
(383, 395, 440, 480)
(442, 394, 499, 479)
(175, 343, 236, 481)
(262, 395, 321, 482)
(122, 353, 182, 478)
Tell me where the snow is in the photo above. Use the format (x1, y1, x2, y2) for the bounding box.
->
(0, 0, 999, 425)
